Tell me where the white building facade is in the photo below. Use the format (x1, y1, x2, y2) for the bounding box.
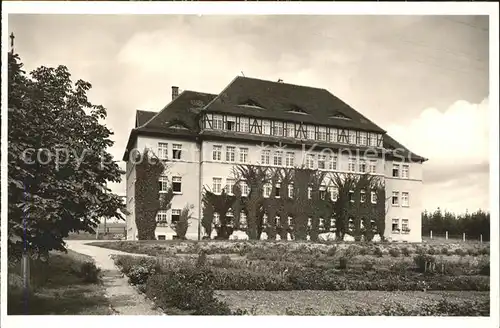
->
(123, 77, 426, 242)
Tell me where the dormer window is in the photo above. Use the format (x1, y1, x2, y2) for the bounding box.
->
(330, 112, 351, 120)
(239, 99, 264, 109)
(286, 105, 308, 115)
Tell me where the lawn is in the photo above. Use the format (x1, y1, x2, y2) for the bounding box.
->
(101, 240, 490, 315)
(8, 250, 113, 315)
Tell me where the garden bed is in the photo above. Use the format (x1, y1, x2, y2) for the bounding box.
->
(215, 290, 490, 315)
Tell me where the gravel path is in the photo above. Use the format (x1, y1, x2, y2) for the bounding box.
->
(65, 240, 164, 315)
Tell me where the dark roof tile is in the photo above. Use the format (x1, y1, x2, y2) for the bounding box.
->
(202, 76, 386, 133)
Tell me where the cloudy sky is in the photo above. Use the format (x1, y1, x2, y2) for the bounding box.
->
(8, 14, 490, 214)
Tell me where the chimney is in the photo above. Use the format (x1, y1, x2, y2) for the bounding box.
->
(172, 86, 179, 100)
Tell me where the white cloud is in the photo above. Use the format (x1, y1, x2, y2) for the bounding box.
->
(387, 98, 490, 213)
(387, 97, 489, 164)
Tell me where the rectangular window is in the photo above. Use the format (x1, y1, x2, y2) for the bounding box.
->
(156, 210, 168, 223)
(318, 155, 326, 170)
(226, 146, 235, 162)
(392, 164, 400, 177)
(240, 181, 249, 197)
(240, 212, 247, 227)
(349, 130, 356, 144)
(157, 235, 166, 240)
(285, 123, 295, 138)
(319, 185, 327, 200)
(213, 115, 224, 130)
(172, 144, 182, 159)
(158, 142, 168, 160)
(402, 219, 409, 233)
(226, 116, 236, 131)
(306, 125, 315, 140)
(306, 154, 315, 169)
(369, 160, 377, 174)
(392, 191, 399, 206)
(317, 127, 327, 141)
(371, 191, 377, 204)
(402, 164, 409, 179)
(274, 150, 283, 166)
(239, 148, 248, 163)
(262, 120, 271, 135)
(240, 117, 250, 133)
(360, 132, 367, 146)
(349, 190, 354, 202)
(213, 178, 222, 194)
(159, 176, 169, 192)
(369, 133, 378, 147)
(213, 213, 220, 225)
(225, 178, 235, 195)
(273, 121, 284, 136)
(171, 209, 181, 223)
(329, 186, 338, 201)
(172, 176, 182, 193)
(307, 187, 312, 200)
(329, 128, 338, 143)
(212, 145, 222, 161)
(288, 217, 293, 226)
(263, 183, 272, 198)
(359, 159, 367, 173)
(360, 190, 366, 203)
(328, 155, 337, 170)
(348, 157, 356, 172)
(288, 184, 294, 198)
(275, 183, 281, 198)
(401, 192, 409, 207)
(261, 150, 270, 165)
(285, 152, 295, 167)
(392, 218, 400, 233)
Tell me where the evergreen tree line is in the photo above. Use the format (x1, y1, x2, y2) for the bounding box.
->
(421, 209, 490, 241)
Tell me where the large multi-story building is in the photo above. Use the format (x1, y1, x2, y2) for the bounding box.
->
(123, 76, 426, 242)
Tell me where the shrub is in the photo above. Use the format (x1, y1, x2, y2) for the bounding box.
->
(196, 251, 208, 268)
(467, 248, 478, 256)
(116, 256, 160, 285)
(389, 248, 400, 257)
(401, 247, 411, 257)
(338, 257, 348, 270)
(440, 247, 450, 255)
(413, 254, 436, 273)
(79, 261, 101, 283)
(362, 259, 374, 271)
(478, 247, 489, 255)
(454, 248, 466, 257)
(390, 261, 411, 274)
(326, 246, 337, 257)
(373, 247, 383, 257)
(479, 261, 490, 276)
(427, 247, 437, 255)
(358, 247, 369, 256)
(145, 266, 233, 315)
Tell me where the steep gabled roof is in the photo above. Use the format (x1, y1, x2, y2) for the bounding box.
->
(201, 76, 386, 133)
(141, 90, 216, 131)
(135, 110, 156, 127)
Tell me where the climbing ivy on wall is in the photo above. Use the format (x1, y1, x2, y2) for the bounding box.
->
(201, 164, 386, 241)
(134, 148, 174, 240)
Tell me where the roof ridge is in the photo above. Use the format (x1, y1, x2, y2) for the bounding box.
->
(235, 75, 328, 92)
